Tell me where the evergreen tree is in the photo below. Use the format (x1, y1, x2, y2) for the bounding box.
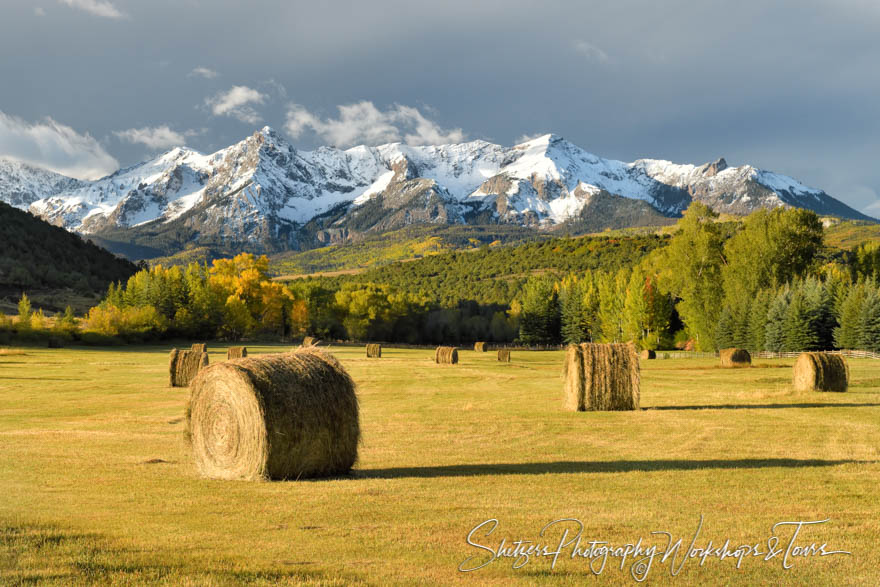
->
(857, 290, 880, 352)
(764, 288, 790, 351)
(518, 276, 561, 345)
(834, 280, 872, 349)
(746, 289, 772, 351)
(715, 306, 736, 350)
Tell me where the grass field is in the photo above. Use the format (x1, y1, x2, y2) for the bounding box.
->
(1, 345, 878, 585)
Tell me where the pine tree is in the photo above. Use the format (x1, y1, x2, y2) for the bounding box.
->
(783, 286, 817, 351)
(746, 289, 772, 351)
(764, 288, 790, 351)
(715, 306, 736, 350)
(834, 280, 871, 349)
(857, 290, 880, 351)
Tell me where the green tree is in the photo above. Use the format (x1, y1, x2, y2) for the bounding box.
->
(16, 293, 32, 330)
(518, 276, 561, 345)
(655, 203, 724, 350)
(722, 207, 824, 309)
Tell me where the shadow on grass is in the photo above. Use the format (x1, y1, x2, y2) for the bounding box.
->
(0, 521, 348, 585)
(646, 402, 880, 410)
(353, 458, 871, 479)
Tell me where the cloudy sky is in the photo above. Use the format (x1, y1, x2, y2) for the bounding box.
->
(2, 0, 880, 213)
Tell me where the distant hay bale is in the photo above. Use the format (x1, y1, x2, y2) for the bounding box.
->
(169, 348, 209, 387)
(639, 349, 656, 360)
(793, 352, 848, 392)
(474, 342, 488, 352)
(366, 343, 381, 358)
(47, 337, 64, 349)
(435, 346, 458, 364)
(186, 348, 359, 480)
(302, 336, 319, 347)
(227, 346, 247, 360)
(563, 343, 640, 411)
(719, 348, 751, 367)
(191, 343, 207, 353)
(497, 349, 511, 362)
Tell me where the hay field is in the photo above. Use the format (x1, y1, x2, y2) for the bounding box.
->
(1, 346, 879, 584)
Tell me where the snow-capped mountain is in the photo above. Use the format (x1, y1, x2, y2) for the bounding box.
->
(0, 158, 86, 208)
(2, 128, 871, 256)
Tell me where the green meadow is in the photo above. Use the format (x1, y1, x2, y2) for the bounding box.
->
(1, 345, 878, 585)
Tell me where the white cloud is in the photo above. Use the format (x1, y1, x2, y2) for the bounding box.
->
(573, 39, 609, 63)
(0, 111, 118, 180)
(58, 0, 127, 20)
(284, 101, 465, 147)
(206, 86, 266, 124)
(516, 133, 545, 144)
(35, 7, 46, 16)
(113, 125, 192, 150)
(189, 66, 218, 79)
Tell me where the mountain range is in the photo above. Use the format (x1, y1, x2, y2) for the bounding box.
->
(0, 128, 872, 259)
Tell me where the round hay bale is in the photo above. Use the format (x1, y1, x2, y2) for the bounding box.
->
(639, 349, 656, 360)
(227, 346, 247, 360)
(719, 348, 751, 368)
(365, 343, 381, 358)
(474, 342, 488, 352)
(168, 348, 180, 386)
(302, 336, 320, 347)
(793, 352, 848, 392)
(170, 349, 209, 387)
(435, 346, 458, 364)
(563, 343, 640, 411)
(187, 349, 359, 480)
(497, 349, 511, 362)
(191, 343, 207, 353)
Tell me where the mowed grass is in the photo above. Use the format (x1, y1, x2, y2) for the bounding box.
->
(1, 346, 879, 585)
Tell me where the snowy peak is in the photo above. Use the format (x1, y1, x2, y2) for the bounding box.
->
(0, 157, 86, 208)
(2, 128, 871, 256)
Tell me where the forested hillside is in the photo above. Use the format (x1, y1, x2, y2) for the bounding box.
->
(0, 201, 137, 301)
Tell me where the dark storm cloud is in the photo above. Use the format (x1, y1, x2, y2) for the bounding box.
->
(1, 0, 879, 210)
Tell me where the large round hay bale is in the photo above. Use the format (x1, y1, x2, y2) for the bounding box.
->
(719, 348, 751, 367)
(302, 336, 320, 347)
(170, 349, 209, 387)
(435, 346, 458, 364)
(563, 343, 640, 411)
(474, 342, 488, 352)
(227, 346, 247, 360)
(793, 352, 848, 392)
(497, 349, 511, 362)
(187, 349, 359, 480)
(366, 343, 381, 358)
(191, 343, 207, 353)
(639, 349, 656, 360)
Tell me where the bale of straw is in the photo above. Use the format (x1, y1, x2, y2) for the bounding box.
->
(793, 352, 848, 392)
(366, 343, 381, 358)
(719, 348, 751, 367)
(47, 337, 64, 349)
(435, 346, 458, 364)
(191, 343, 207, 353)
(227, 346, 247, 360)
(639, 349, 656, 360)
(170, 349, 209, 387)
(302, 336, 320, 347)
(563, 343, 640, 411)
(186, 348, 359, 480)
(474, 342, 488, 352)
(497, 349, 511, 362)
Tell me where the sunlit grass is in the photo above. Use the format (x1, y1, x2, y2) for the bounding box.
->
(1, 346, 878, 584)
